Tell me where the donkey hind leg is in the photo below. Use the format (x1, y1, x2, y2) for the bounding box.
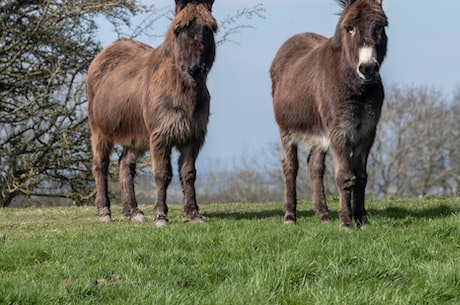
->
(91, 134, 113, 223)
(178, 144, 204, 223)
(308, 149, 331, 223)
(351, 150, 371, 228)
(119, 148, 146, 223)
(281, 138, 299, 224)
(151, 146, 172, 227)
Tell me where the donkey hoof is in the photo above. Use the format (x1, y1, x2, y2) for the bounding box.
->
(319, 214, 331, 223)
(190, 215, 205, 224)
(98, 207, 111, 223)
(357, 219, 371, 229)
(283, 213, 296, 224)
(131, 213, 146, 223)
(340, 222, 353, 230)
(154, 218, 169, 228)
(99, 215, 112, 223)
(186, 210, 205, 223)
(122, 207, 130, 217)
(154, 210, 168, 227)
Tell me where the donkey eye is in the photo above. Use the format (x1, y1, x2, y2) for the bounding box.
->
(373, 25, 385, 39)
(345, 25, 356, 34)
(174, 26, 183, 36)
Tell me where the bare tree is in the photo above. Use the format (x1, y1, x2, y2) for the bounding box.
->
(368, 85, 460, 198)
(198, 146, 282, 203)
(216, 4, 265, 45)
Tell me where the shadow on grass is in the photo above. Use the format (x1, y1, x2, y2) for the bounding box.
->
(203, 208, 316, 221)
(204, 202, 459, 222)
(368, 204, 460, 220)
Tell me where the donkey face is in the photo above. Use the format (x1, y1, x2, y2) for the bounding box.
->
(175, 20, 216, 82)
(339, 0, 388, 83)
(173, 1, 217, 83)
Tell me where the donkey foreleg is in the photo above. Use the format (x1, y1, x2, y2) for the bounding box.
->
(151, 146, 172, 227)
(179, 144, 203, 223)
(119, 148, 145, 223)
(351, 149, 371, 228)
(281, 139, 299, 224)
(331, 144, 356, 228)
(351, 176, 369, 228)
(308, 149, 331, 222)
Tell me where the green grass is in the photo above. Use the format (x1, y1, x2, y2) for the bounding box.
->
(1, 198, 460, 304)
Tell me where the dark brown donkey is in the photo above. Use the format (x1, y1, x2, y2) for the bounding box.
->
(270, 0, 388, 228)
(87, 0, 217, 226)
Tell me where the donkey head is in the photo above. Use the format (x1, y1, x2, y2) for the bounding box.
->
(336, 0, 388, 83)
(171, 0, 217, 83)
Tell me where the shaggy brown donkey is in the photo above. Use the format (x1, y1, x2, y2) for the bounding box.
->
(87, 0, 217, 226)
(270, 0, 388, 228)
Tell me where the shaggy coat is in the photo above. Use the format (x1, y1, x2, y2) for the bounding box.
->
(87, 0, 217, 225)
(270, 0, 388, 227)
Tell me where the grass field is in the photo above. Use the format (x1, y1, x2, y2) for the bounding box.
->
(1, 197, 460, 304)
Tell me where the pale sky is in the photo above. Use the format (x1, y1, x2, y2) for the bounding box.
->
(98, 0, 460, 167)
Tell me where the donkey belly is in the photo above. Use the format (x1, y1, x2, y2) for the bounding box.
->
(288, 130, 330, 152)
(94, 108, 150, 150)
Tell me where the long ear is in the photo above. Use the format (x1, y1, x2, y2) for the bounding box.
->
(202, 0, 215, 9)
(338, 0, 356, 9)
(175, 0, 190, 13)
(375, 0, 382, 5)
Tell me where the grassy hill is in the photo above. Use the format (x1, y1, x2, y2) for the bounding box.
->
(1, 198, 460, 304)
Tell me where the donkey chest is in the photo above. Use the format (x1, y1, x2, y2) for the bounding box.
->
(333, 103, 379, 145)
(148, 96, 209, 145)
(161, 109, 204, 137)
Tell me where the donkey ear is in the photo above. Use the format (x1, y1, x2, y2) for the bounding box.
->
(175, 0, 189, 13)
(375, 0, 382, 5)
(338, 0, 356, 8)
(202, 0, 215, 9)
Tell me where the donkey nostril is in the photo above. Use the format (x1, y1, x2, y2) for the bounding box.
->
(359, 64, 368, 75)
(358, 63, 378, 79)
(188, 65, 207, 81)
(188, 67, 195, 74)
(188, 66, 200, 78)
